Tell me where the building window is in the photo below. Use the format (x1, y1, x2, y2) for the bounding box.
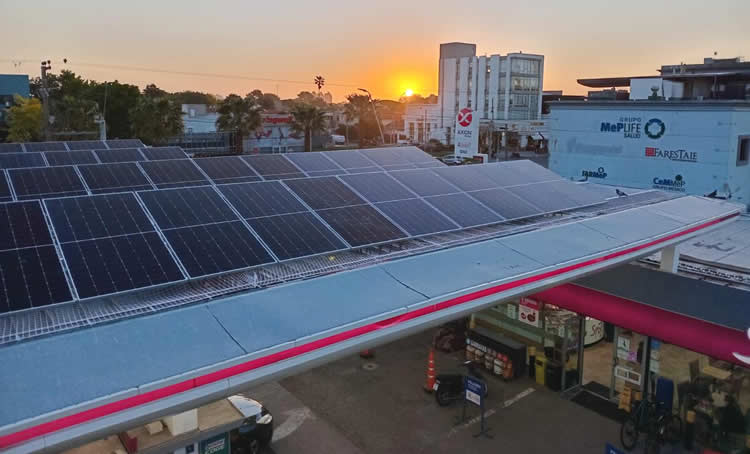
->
(738, 137, 750, 166)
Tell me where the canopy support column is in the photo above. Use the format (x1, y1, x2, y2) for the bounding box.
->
(659, 245, 680, 274)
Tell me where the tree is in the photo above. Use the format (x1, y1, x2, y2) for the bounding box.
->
(345, 93, 380, 147)
(6, 96, 42, 142)
(290, 103, 327, 152)
(88, 80, 141, 139)
(215, 94, 262, 138)
(130, 96, 183, 145)
(171, 91, 219, 109)
(143, 84, 168, 99)
(54, 95, 99, 132)
(314, 76, 325, 91)
(246, 90, 280, 111)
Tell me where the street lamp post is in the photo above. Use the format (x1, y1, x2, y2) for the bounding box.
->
(358, 88, 385, 145)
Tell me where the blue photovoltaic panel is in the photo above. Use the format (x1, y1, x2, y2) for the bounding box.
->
(414, 161, 445, 168)
(506, 182, 580, 213)
(66, 140, 107, 150)
(317, 205, 406, 247)
(218, 181, 307, 218)
(139, 186, 238, 229)
(0, 201, 53, 250)
(284, 152, 342, 172)
(194, 157, 261, 184)
(248, 212, 346, 260)
(322, 151, 378, 171)
(306, 169, 347, 177)
(105, 139, 144, 149)
(380, 164, 418, 171)
(502, 160, 563, 184)
(389, 169, 461, 197)
(78, 162, 153, 194)
(95, 148, 145, 163)
(61, 232, 184, 299)
(139, 159, 210, 189)
(359, 148, 412, 166)
(399, 148, 440, 164)
(163, 221, 274, 278)
(44, 150, 98, 166)
(284, 176, 364, 209)
(424, 193, 503, 227)
(23, 142, 67, 152)
(0, 174, 11, 202)
(467, 188, 543, 220)
(45, 193, 154, 243)
(431, 166, 500, 192)
(243, 154, 305, 178)
(0, 143, 24, 153)
(375, 198, 459, 236)
(543, 180, 607, 207)
(338, 172, 415, 202)
(9, 167, 87, 200)
(140, 146, 188, 161)
(0, 152, 46, 169)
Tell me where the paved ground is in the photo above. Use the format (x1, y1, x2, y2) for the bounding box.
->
(243, 330, 622, 454)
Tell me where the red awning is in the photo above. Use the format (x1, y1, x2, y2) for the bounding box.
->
(533, 284, 750, 367)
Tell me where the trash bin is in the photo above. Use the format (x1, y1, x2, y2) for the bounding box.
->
(535, 356, 547, 386)
(546, 361, 562, 392)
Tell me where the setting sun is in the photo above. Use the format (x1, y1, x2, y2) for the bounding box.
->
(404, 88, 414, 97)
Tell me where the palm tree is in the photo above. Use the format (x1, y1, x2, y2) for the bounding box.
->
(345, 93, 376, 147)
(130, 96, 183, 145)
(290, 103, 327, 152)
(314, 75, 325, 92)
(215, 94, 262, 138)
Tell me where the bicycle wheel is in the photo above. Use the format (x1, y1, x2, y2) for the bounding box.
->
(620, 416, 639, 451)
(665, 414, 682, 444)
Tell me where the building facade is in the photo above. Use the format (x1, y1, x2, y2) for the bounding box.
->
(0, 74, 30, 141)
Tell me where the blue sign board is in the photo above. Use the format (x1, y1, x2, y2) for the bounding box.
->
(465, 376, 485, 406)
(605, 442, 625, 454)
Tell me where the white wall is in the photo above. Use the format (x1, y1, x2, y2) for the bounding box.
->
(630, 79, 685, 100)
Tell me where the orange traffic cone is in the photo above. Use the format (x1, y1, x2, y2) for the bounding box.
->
(424, 349, 436, 393)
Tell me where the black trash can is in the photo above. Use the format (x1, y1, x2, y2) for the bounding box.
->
(546, 362, 563, 392)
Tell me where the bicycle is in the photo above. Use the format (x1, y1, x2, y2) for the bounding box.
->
(621, 398, 682, 451)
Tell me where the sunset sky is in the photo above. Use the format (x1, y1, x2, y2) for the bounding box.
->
(1, 0, 748, 101)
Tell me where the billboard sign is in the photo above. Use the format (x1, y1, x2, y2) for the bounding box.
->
(519, 297, 540, 327)
(454, 108, 479, 157)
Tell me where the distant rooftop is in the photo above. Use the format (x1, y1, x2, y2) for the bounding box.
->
(0, 74, 30, 98)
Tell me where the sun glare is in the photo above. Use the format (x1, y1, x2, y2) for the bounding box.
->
(404, 88, 414, 97)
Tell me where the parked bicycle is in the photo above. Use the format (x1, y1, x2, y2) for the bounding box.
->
(621, 397, 682, 452)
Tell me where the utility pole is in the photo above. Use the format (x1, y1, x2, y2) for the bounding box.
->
(358, 88, 385, 145)
(40, 60, 52, 141)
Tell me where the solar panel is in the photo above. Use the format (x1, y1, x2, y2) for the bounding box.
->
(284, 176, 364, 209)
(306, 169, 348, 177)
(44, 150, 98, 166)
(9, 166, 87, 200)
(414, 161, 445, 168)
(78, 162, 153, 194)
(322, 150, 378, 171)
(473, 163, 532, 187)
(375, 198, 459, 236)
(105, 139, 144, 149)
(431, 166, 501, 191)
(0, 152, 46, 169)
(338, 172, 415, 202)
(95, 148, 146, 163)
(317, 205, 406, 247)
(243, 154, 305, 179)
(139, 186, 238, 229)
(162, 221, 274, 278)
(0, 143, 24, 153)
(0, 201, 72, 312)
(389, 169, 461, 197)
(23, 142, 67, 152)
(284, 152, 342, 173)
(359, 148, 412, 166)
(66, 140, 107, 150)
(218, 181, 307, 218)
(424, 193, 503, 227)
(399, 147, 440, 164)
(0, 173, 11, 202)
(380, 164, 418, 171)
(505, 182, 580, 213)
(542, 180, 607, 207)
(44, 193, 154, 243)
(247, 212, 346, 260)
(502, 160, 563, 184)
(61, 232, 184, 299)
(140, 146, 188, 161)
(194, 156, 261, 184)
(139, 159, 210, 189)
(467, 188, 544, 220)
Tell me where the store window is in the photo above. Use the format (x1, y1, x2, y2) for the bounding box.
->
(737, 136, 749, 166)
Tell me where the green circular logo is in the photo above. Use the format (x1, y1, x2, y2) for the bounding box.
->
(645, 118, 665, 139)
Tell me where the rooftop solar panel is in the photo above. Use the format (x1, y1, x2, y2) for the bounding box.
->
(322, 150, 377, 170)
(243, 154, 304, 178)
(9, 166, 87, 200)
(0, 201, 53, 250)
(66, 140, 107, 151)
(284, 176, 364, 209)
(473, 163, 533, 187)
(0, 143, 24, 153)
(23, 142, 67, 152)
(399, 148, 440, 164)
(467, 188, 544, 220)
(44, 150, 98, 166)
(162, 221, 274, 278)
(505, 182, 581, 213)
(380, 164, 418, 171)
(247, 212, 347, 260)
(338, 172, 415, 202)
(0, 173, 11, 202)
(139, 186, 238, 229)
(194, 157, 261, 185)
(375, 198, 459, 236)
(543, 180, 607, 207)
(140, 146, 188, 161)
(344, 166, 381, 174)
(317, 205, 406, 247)
(431, 166, 501, 192)
(503, 160, 563, 184)
(78, 162, 153, 194)
(284, 152, 342, 172)
(139, 159, 210, 189)
(0, 152, 46, 169)
(306, 169, 348, 177)
(95, 148, 145, 163)
(389, 169, 461, 197)
(359, 148, 412, 166)
(105, 139, 144, 149)
(424, 193, 503, 227)
(218, 181, 307, 218)
(414, 161, 445, 168)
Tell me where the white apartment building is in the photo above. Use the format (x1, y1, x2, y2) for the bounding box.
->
(404, 42, 545, 145)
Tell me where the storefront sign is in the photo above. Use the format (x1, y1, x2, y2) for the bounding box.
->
(652, 174, 686, 192)
(581, 167, 607, 179)
(200, 433, 229, 454)
(454, 108, 479, 157)
(645, 147, 697, 163)
(518, 298, 540, 327)
(600, 117, 642, 139)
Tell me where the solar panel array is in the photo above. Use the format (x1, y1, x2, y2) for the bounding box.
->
(0, 139, 145, 153)
(0, 141, 609, 316)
